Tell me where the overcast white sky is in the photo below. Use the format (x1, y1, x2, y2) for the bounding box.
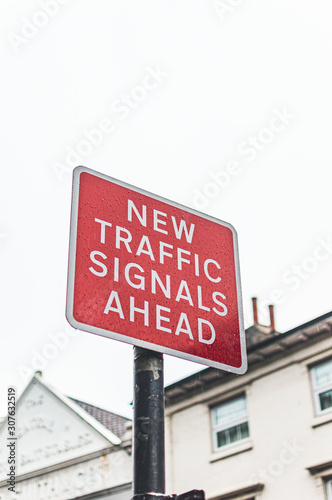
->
(1, 0, 332, 418)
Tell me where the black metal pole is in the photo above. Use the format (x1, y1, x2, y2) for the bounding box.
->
(133, 347, 165, 498)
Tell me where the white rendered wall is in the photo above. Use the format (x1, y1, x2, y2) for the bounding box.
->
(165, 339, 332, 499)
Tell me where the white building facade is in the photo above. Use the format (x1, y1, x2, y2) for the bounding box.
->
(0, 374, 132, 500)
(1, 306, 331, 500)
(164, 307, 332, 500)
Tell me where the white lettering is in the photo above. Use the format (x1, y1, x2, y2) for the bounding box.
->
(130, 297, 149, 325)
(128, 200, 147, 227)
(198, 318, 216, 344)
(204, 259, 221, 283)
(114, 257, 119, 282)
(177, 248, 191, 270)
(104, 291, 124, 318)
(194, 253, 200, 276)
(125, 263, 145, 289)
(94, 218, 112, 243)
(156, 305, 171, 332)
(151, 270, 171, 298)
(175, 313, 194, 339)
(197, 285, 210, 311)
(160, 241, 173, 263)
(154, 210, 168, 234)
(212, 292, 228, 316)
(116, 226, 132, 252)
(175, 280, 193, 306)
(136, 235, 155, 260)
(89, 251, 107, 277)
(171, 217, 195, 243)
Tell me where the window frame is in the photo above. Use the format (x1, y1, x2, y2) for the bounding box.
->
(310, 358, 332, 417)
(211, 393, 250, 453)
(326, 478, 332, 500)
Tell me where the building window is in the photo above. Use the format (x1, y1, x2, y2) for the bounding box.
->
(311, 359, 332, 416)
(326, 478, 332, 500)
(211, 394, 249, 451)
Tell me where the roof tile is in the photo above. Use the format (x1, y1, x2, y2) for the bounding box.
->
(70, 398, 131, 440)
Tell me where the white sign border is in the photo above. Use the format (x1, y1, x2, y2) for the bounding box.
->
(66, 166, 247, 375)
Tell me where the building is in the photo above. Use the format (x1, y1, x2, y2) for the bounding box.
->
(0, 373, 132, 500)
(1, 302, 331, 500)
(164, 301, 332, 500)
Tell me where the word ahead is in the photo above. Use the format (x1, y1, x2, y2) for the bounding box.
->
(66, 167, 246, 374)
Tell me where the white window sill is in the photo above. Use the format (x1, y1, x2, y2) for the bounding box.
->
(312, 411, 332, 428)
(210, 439, 253, 462)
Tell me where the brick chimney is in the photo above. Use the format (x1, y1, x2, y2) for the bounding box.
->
(252, 297, 258, 324)
(269, 304, 275, 332)
(252, 297, 276, 332)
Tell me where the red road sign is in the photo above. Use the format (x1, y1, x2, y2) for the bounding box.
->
(66, 167, 246, 374)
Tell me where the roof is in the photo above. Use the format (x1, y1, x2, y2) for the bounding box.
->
(0, 374, 122, 448)
(0, 379, 130, 447)
(245, 323, 280, 348)
(30, 375, 122, 446)
(70, 398, 131, 440)
(165, 310, 332, 406)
